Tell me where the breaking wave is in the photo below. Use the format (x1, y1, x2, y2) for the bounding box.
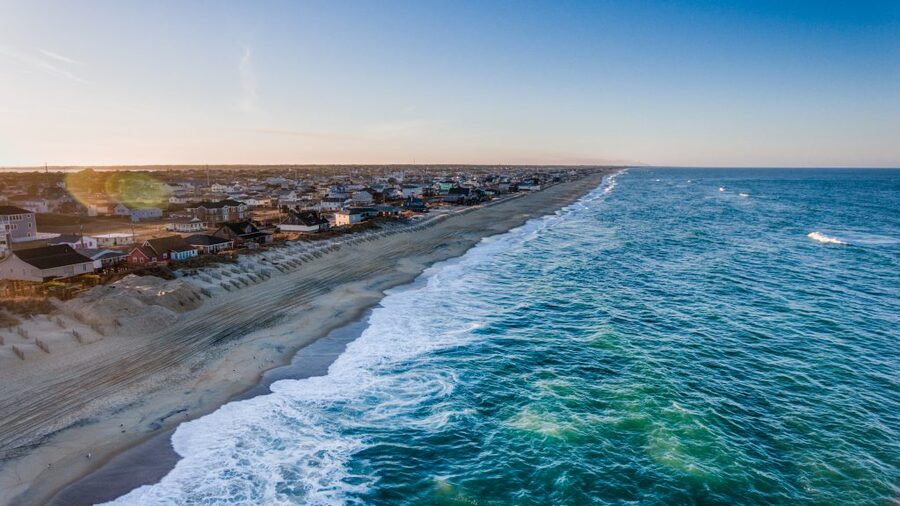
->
(807, 231, 847, 245)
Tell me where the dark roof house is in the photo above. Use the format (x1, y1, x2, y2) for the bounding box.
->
(128, 235, 198, 263)
(0, 244, 95, 281)
(285, 211, 329, 227)
(195, 199, 245, 209)
(0, 205, 34, 216)
(185, 234, 233, 247)
(144, 236, 195, 256)
(14, 245, 92, 270)
(213, 221, 273, 244)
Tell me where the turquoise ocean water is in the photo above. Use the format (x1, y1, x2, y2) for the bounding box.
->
(109, 169, 899, 505)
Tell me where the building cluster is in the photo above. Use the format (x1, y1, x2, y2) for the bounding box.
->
(0, 165, 592, 284)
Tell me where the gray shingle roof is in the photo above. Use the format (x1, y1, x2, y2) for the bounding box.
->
(14, 245, 92, 270)
(0, 205, 34, 216)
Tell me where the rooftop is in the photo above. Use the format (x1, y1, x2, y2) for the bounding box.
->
(12, 244, 93, 270)
(0, 205, 34, 216)
(185, 234, 232, 246)
(145, 236, 194, 254)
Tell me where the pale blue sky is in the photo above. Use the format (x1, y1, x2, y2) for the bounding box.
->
(1, 0, 898, 166)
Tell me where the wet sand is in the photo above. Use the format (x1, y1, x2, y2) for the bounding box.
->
(48, 315, 370, 505)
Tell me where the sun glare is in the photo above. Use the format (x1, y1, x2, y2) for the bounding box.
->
(64, 170, 171, 210)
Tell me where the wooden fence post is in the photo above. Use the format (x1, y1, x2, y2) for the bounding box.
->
(35, 338, 50, 353)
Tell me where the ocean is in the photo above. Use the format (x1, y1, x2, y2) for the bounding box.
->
(107, 168, 899, 505)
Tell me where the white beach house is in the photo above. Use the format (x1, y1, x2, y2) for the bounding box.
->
(0, 244, 95, 282)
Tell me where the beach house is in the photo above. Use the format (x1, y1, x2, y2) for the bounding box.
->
(9, 197, 51, 214)
(128, 236, 198, 264)
(436, 181, 456, 193)
(0, 205, 38, 243)
(401, 184, 426, 199)
(241, 196, 272, 207)
(383, 188, 403, 201)
(333, 207, 376, 227)
(166, 217, 205, 233)
(187, 199, 248, 227)
(443, 187, 481, 204)
(351, 190, 376, 206)
(48, 234, 99, 250)
(168, 193, 191, 205)
(130, 207, 163, 222)
(279, 211, 330, 234)
(213, 222, 273, 245)
(79, 249, 129, 270)
(402, 198, 428, 213)
(273, 190, 298, 205)
(185, 234, 234, 254)
(0, 244, 95, 282)
(374, 205, 402, 218)
(87, 202, 116, 217)
(90, 233, 135, 248)
(517, 180, 541, 191)
(319, 196, 350, 211)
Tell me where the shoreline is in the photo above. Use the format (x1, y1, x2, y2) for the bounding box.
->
(0, 171, 609, 506)
(50, 312, 374, 505)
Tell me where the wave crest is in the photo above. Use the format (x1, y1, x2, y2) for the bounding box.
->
(807, 232, 846, 245)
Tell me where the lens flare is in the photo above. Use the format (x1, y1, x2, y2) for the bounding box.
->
(65, 170, 171, 211)
(104, 172, 170, 209)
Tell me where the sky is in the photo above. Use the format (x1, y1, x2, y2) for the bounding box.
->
(0, 0, 898, 167)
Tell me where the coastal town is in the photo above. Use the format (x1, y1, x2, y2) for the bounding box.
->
(0, 165, 601, 357)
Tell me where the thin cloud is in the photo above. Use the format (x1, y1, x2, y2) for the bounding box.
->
(38, 48, 83, 65)
(238, 45, 258, 112)
(0, 45, 87, 84)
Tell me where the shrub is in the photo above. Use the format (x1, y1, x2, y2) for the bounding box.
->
(0, 298, 56, 317)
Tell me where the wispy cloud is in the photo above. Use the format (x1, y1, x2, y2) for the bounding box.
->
(238, 45, 258, 112)
(0, 45, 87, 84)
(38, 48, 83, 65)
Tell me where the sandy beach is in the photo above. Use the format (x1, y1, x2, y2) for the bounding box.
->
(0, 171, 607, 506)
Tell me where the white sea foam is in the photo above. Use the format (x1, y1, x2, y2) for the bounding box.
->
(104, 174, 621, 505)
(602, 168, 626, 195)
(831, 231, 899, 246)
(807, 232, 846, 245)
